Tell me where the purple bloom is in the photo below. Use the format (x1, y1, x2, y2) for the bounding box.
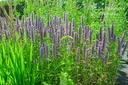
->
(104, 49, 109, 64)
(111, 24, 114, 38)
(5, 30, 8, 40)
(36, 15, 39, 29)
(28, 17, 31, 26)
(85, 25, 89, 35)
(122, 41, 128, 55)
(74, 32, 78, 45)
(16, 17, 19, 25)
(98, 45, 102, 60)
(60, 25, 63, 38)
(59, 17, 62, 25)
(76, 47, 80, 63)
(113, 34, 116, 42)
(71, 30, 74, 38)
(21, 15, 25, 27)
(72, 19, 75, 30)
(52, 34, 56, 44)
(81, 16, 84, 28)
(45, 45, 49, 59)
(67, 42, 71, 54)
(116, 37, 121, 56)
(78, 26, 82, 43)
(103, 21, 106, 27)
(96, 34, 99, 40)
(40, 44, 45, 60)
(26, 28, 29, 38)
(96, 39, 99, 50)
(83, 44, 86, 59)
(82, 27, 85, 34)
(71, 41, 75, 47)
(121, 30, 126, 44)
(39, 19, 43, 39)
(108, 27, 111, 42)
(64, 13, 68, 35)
(102, 31, 106, 52)
(91, 44, 94, 56)
(31, 12, 34, 25)
(52, 44, 56, 58)
(100, 27, 102, 41)
(85, 49, 88, 65)
(89, 30, 93, 45)
(47, 13, 50, 27)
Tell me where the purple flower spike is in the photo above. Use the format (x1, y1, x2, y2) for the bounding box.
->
(52, 44, 56, 58)
(72, 19, 75, 30)
(45, 45, 49, 59)
(36, 15, 38, 29)
(5, 30, 8, 40)
(26, 28, 29, 38)
(96, 39, 99, 50)
(113, 34, 116, 42)
(102, 31, 106, 51)
(122, 41, 128, 55)
(83, 44, 86, 59)
(21, 15, 25, 27)
(111, 24, 114, 38)
(59, 17, 62, 25)
(67, 42, 71, 54)
(85, 25, 89, 34)
(76, 47, 80, 63)
(60, 25, 63, 38)
(104, 27, 106, 32)
(91, 44, 94, 56)
(104, 49, 109, 64)
(121, 30, 126, 44)
(39, 20, 43, 39)
(98, 45, 102, 60)
(71, 30, 74, 38)
(74, 32, 78, 45)
(78, 26, 82, 43)
(103, 21, 106, 27)
(82, 28, 85, 34)
(96, 34, 99, 40)
(28, 17, 31, 26)
(116, 37, 122, 56)
(16, 17, 19, 25)
(69, 23, 72, 36)
(100, 27, 102, 41)
(16, 17, 20, 31)
(108, 27, 111, 42)
(52, 34, 56, 44)
(72, 41, 75, 47)
(40, 45, 44, 60)
(85, 49, 88, 65)
(82, 34, 84, 43)
(89, 30, 93, 45)
(64, 13, 68, 35)
(31, 12, 34, 25)
(81, 16, 84, 28)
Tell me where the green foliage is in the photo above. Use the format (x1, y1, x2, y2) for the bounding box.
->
(0, 0, 128, 85)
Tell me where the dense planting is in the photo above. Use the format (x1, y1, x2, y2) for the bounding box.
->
(0, 12, 127, 85)
(0, 0, 128, 85)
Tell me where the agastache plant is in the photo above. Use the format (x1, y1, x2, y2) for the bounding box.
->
(13, 13, 128, 63)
